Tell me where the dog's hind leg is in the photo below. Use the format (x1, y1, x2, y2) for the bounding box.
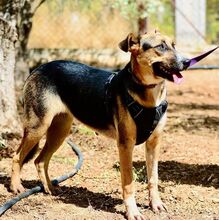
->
(34, 113, 73, 194)
(10, 123, 50, 194)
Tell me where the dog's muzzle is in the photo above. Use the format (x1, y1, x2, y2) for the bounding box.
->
(152, 53, 190, 84)
(176, 55, 190, 71)
(153, 62, 184, 84)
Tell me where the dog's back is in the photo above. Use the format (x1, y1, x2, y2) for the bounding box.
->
(24, 61, 115, 130)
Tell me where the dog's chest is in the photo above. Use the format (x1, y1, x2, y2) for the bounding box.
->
(124, 94, 168, 145)
(105, 71, 168, 145)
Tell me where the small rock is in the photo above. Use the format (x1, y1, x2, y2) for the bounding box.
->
(211, 198, 219, 204)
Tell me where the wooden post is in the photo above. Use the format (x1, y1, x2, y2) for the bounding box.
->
(138, 2, 147, 35)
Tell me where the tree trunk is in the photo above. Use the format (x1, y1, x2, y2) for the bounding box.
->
(137, 2, 147, 35)
(15, 0, 45, 82)
(0, 17, 19, 133)
(0, 0, 45, 133)
(138, 17, 147, 35)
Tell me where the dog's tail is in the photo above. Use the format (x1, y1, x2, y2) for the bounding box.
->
(22, 143, 39, 164)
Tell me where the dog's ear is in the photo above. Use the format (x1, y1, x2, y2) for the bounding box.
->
(119, 33, 139, 53)
(154, 29, 160, 34)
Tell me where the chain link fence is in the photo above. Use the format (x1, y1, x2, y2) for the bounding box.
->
(28, 1, 132, 49)
(28, 0, 219, 50)
(27, 0, 219, 68)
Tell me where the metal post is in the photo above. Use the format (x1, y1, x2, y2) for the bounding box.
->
(175, 0, 206, 49)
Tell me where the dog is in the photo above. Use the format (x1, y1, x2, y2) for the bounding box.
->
(10, 31, 189, 220)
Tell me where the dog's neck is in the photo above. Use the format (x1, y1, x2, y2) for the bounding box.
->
(126, 64, 167, 108)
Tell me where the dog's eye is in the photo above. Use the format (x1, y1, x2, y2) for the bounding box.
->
(155, 43, 168, 52)
(142, 42, 152, 51)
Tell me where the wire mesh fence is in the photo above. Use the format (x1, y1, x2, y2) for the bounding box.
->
(27, 0, 219, 50)
(28, 1, 131, 49)
(28, 0, 176, 49)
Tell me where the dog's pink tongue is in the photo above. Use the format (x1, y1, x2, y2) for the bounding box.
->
(172, 73, 183, 84)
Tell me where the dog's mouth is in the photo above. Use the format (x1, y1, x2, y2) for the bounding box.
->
(153, 62, 183, 84)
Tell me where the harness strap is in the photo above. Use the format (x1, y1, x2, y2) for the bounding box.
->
(124, 91, 168, 145)
(104, 69, 168, 145)
(104, 72, 118, 114)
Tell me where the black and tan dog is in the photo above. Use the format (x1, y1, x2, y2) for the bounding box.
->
(10, 31, 188, 220)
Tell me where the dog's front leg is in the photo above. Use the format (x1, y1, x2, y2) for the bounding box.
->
(118, 144, 146, 220)
(145, 130, 166, 212)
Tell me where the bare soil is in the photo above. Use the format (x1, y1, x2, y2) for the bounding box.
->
(0, 69, 219, 220)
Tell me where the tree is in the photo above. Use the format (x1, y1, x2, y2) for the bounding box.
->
(0, 0, 45, 133)
(112, 0, 162, 34)
(206, 0, 219, 44)
(0, 1, 19, 133)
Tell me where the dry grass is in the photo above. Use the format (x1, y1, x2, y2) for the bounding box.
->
(28, 3, 131, 49)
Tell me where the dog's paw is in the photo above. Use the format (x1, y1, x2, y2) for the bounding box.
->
(126, 208, 147, 220)
(43, 183, 57, 195)
(149, 189, 167, 213)
(10, 183, 25, 194)
(43, 186, 54, 195)
(149, 199, 167, 213)
(125, 196, 148, 220)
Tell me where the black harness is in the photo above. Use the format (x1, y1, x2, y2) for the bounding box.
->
(105, 68, 168, 145)
(124, 92, 168, 145)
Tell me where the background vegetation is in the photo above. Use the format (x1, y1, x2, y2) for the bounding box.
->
(207, 0, 219, 44)
(28, 0, 219, 49)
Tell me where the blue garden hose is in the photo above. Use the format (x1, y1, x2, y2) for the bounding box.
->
(0, 140, 83, 216)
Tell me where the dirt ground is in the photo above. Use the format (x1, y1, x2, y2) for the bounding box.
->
(0, 69, 219, 220)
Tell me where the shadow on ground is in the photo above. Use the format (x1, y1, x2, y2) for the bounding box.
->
(0, 160, 218, 215)
(167, 103, 219, 132)
(133, 160, 219, 188)
(0, 176, 126, 216)
(169, 103, 219, 111)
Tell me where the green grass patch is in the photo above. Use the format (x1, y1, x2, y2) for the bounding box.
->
(113, 161, 146, 183)
(77, 125, 94, 135)
(52, 155, 76, 165)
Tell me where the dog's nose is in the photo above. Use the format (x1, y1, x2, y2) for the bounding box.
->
(181, 58, 191, 70)
(176, 54, 190, 70)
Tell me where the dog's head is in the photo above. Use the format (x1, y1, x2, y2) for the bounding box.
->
(119, 31, 189, 85)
